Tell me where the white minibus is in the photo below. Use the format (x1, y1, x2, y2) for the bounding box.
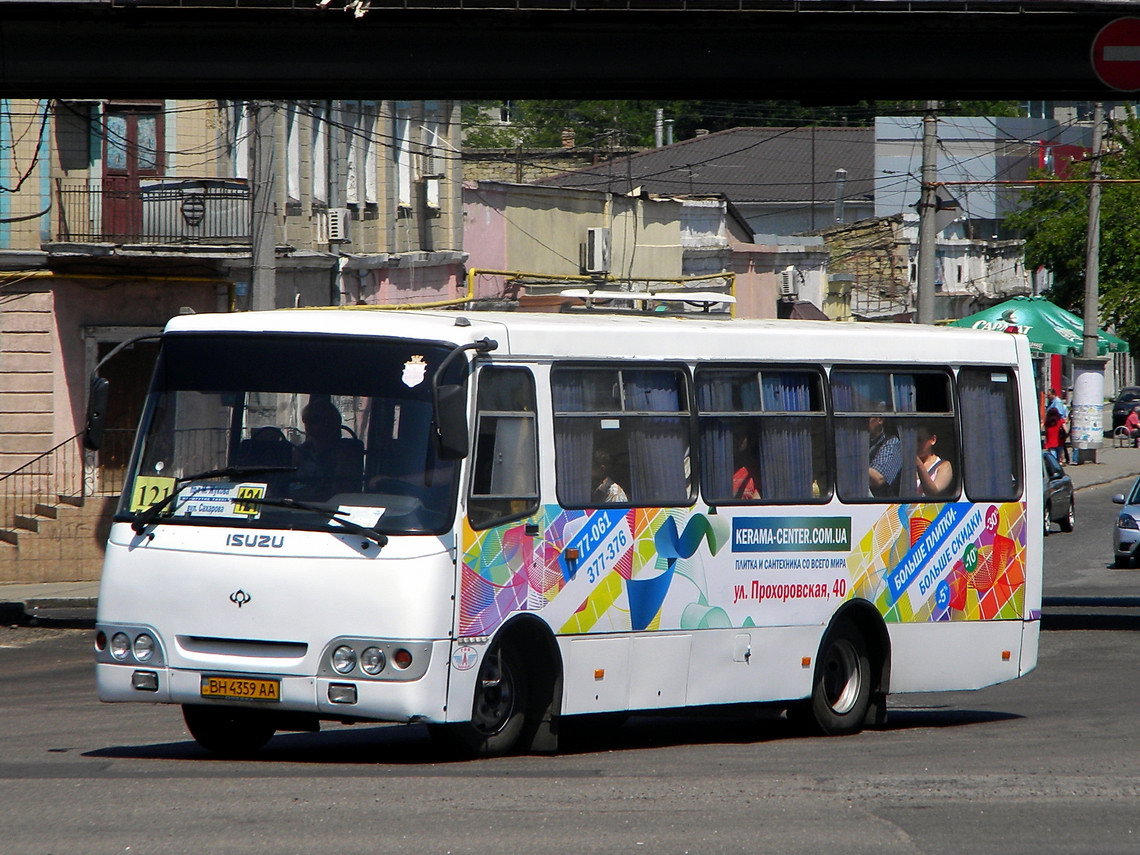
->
(93, 308, 1040, 756)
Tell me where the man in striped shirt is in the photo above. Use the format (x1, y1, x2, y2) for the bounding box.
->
(868, 415, 902, 498)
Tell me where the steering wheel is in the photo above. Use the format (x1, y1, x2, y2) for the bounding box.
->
(340, 424, 359, 440)
(251, 426, 288, 443)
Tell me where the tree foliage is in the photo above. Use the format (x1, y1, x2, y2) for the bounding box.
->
(1005, 112, 1140, 351)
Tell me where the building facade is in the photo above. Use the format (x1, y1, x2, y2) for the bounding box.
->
(0, 98, 463, 581)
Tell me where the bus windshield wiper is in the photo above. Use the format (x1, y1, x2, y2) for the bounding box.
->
(233, 497, 389, 548)
(131, 465, 297, 534)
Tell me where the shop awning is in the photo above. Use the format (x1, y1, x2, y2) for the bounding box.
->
(948, 296, 1129, 356)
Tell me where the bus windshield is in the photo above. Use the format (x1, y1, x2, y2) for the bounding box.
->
(119, 332, 462, 536)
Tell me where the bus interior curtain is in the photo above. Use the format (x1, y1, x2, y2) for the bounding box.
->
(552, 375, 594, 506)
(959, 374, 1014, 498)
(626, 370, 687, 503)
(832, 375, 872, 499)
(893, 374, 918, 497)
(758, 372, 814, 499)
(697, 376, 735, 501)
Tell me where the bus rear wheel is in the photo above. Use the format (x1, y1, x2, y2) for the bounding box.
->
(182, 704, 276, 757)
(808, 620, 872, 736)
(432, 644, 529, 757)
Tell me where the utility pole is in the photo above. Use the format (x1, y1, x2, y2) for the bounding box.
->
(328, 100, 347, 305)
(249, 100, 277, 312)
(1072, 101, 1107, 464)
(916, 100, 939, 325)
(1083, 101, 1104, 360)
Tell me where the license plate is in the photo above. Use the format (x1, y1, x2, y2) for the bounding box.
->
(200, 675, 280, 702)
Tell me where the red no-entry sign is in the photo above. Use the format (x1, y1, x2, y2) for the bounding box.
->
(1092, 17, 1140, 92)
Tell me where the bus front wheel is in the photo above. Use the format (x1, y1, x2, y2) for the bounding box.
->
(432, 644, 529, 757)
(808, 620, 872, 736)
(182, 704, 276, 756)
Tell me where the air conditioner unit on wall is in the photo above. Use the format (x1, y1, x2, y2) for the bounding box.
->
(584, 226, 611, 274)
(779, 265, 799, 298)
(327, 207, 351, 242)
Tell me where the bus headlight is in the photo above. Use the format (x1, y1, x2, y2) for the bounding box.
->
(110, 632, 131, 661)
(360, 647, 386, 675)
(95, 624, 165, 667)
(319, 637, 431, 682)
(332, 645, 357, 674)
(132, 633, 156, 662)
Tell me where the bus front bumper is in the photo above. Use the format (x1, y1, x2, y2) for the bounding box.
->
(96, 652, 451, 724)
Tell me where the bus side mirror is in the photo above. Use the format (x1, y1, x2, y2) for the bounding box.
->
(84, 376, 110, 451)
(435, 383, 469, 460)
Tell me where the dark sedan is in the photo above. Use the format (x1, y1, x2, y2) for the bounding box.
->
(1043, 451, 1074, 536)
(1112, 386, 1140, 430)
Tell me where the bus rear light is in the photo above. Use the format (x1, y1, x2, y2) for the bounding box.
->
(328, 683, 357, 704)
(94, 631, 107, 652)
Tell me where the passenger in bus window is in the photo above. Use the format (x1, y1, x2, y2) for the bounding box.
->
(294, 397, 364, 499)
(733, 433, 761, 500)
(868, 412, 902, 498)
(915, 421, 954, 497)
(591, 449, 629, 504)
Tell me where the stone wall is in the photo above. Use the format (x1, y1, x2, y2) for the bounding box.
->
(463, 147, 638, 185)
(0, 496, 115, 582)
(817, 216, 910, 320)
(0, 282, 53, 473)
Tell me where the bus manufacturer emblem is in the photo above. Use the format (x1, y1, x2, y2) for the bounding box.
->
(452, 645, 478, 671)
(229, 589, 252, 608)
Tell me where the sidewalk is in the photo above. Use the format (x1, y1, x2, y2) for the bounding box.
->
(3, 444, 1140, 629)
(1062, 440, 1140, 493)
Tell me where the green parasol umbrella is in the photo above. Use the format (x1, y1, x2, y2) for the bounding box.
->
(949, 296, 1129, 357)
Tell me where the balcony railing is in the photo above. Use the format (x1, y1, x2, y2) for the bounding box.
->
(55, 177, 250, 244)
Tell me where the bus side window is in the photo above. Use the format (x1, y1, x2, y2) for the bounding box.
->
(696, 367, 829, 504)
(894, 372, 959, 502)
(468, 367, 540, 530)
(552, 365, 692, 509)
(833, 369, 960, 503)
(958, 367, 1022, 501)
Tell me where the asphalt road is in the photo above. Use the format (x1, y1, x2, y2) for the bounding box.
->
(1, 494, 1138, 855)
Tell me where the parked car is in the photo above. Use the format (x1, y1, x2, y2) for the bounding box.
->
(1112, 476, 1140, 567)
(1111, 386, 1140, 430)
(1042, 451, 1074, 536)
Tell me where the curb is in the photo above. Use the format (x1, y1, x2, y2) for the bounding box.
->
(1074, 472, 1140, 493)
(0, 600, 96, 629)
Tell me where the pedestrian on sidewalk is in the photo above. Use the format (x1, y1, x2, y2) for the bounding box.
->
(1045, 408, 1064, 461)
(1047, 388, 1071, 464)
(1126, 405, 1140, 448)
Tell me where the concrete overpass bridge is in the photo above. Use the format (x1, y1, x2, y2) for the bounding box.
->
(0, 1, 1133, 99)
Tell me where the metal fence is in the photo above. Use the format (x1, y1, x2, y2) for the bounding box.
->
(97, 429, 137, 498)
(0, 434, 85, 542)
(55, 177, 250, 244)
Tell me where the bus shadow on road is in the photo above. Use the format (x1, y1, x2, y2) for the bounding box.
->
(874, 706, 1022, 731)
(83, 705, 1021, 765)
(1041, 613, 1140, 631)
